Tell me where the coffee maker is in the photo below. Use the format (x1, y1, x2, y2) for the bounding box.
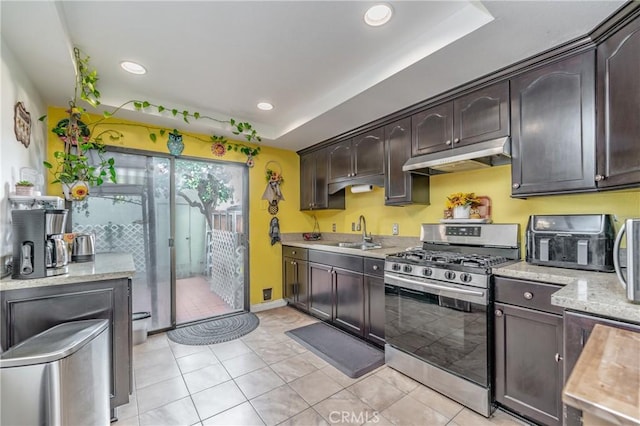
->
(12, 209, 69, 279)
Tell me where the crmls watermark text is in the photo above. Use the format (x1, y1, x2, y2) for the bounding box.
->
(329, 410, 380, 423)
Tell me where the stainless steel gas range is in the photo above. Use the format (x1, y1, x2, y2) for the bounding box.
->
(384, 223, 520, 417)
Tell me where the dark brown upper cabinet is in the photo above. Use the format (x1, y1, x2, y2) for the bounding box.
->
(510, 50, 596, 197)
(300, 148, 345, 210)
(453, 81, 510, 147)
(411, 102, 454, 156)
(384, 117, 429, 206)
(412, 81, 509, 156)
(596, 14, 640, 189)
(328, 128, 384, 183)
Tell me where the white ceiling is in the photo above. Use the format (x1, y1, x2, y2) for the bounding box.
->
(1, 1, 625, 152)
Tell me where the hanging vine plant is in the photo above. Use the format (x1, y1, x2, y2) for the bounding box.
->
(41, 47, 263, 198)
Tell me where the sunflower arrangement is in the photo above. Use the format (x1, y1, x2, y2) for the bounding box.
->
(445, 192, 481, 209)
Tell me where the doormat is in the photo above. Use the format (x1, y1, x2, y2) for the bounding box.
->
(285, 322, 384, 378)
(167, 312, 259, 345)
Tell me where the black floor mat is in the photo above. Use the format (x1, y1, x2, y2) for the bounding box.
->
(286, 322, 384, 378)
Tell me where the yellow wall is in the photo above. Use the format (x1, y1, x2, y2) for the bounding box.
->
(309, 165, 640, 252)
(46, 106, 640, 305)
(45, 107, 302, 306)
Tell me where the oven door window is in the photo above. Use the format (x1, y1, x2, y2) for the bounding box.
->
(385, 284, 488, 387)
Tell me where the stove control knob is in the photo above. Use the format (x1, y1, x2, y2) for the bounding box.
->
(403, 265, 413, 273)
(422, 267, 433, 277)
(445, 271, 456, 280)
(392, 263, 401, 272)
(460, 273, 472, 283)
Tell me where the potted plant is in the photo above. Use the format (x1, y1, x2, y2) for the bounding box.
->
(15, 180, 35, 196)
(446, 192, 481, 219)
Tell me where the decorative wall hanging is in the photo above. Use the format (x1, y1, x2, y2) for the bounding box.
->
(14, 102, 31, 148)
(269, 216, 281, 245)
(262, 161, 285, 215)
(167, 129, 184, 155)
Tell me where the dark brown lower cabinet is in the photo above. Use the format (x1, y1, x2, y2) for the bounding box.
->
(563, 311, 640, 426)
(309, 262, 333, 321)
(305, 250, 384, 345)
(0, 278, 132, 411)
(333, 268, 365, 335)
(363, 258, 385, 347)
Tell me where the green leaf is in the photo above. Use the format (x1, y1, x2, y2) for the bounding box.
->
(142, 101, 150, 108)
(103, 111, 112, 117)
(43, 161, 52, 169)
(150, 133, 157, 142)
(171, 109, 178, 116)
(159, 129, 166, 136)
(133, 101, 142, 110)
(158, 105, 165, 113)
(194, 112, 200, 119)
(39, 115, 47, 121)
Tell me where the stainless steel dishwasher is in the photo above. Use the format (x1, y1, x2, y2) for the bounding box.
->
(0, 319, 110, 426)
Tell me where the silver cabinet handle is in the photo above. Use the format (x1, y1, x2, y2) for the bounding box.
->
(495, 309, 504, 317)
(595, 174, 605, 182)
(523, 291, 533, 300)
(555, 353, 563, 363)
(445, 140, 452, 145)
(373, 265, 379, 270)
(512, 183, 520, 189)
(291, 250, 296, 255)
(454, 138, 460, 143)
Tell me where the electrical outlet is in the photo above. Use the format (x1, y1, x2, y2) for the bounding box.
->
(356, 223, 361, 231)
(392, 223, 399, 235)
(332, 223, 336, 232)
(351, 222, 356, 231)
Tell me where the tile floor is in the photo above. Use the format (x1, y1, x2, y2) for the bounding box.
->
(119, 306, 527, 426)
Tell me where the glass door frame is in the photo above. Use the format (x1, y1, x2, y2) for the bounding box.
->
(89, 146, 250, 331)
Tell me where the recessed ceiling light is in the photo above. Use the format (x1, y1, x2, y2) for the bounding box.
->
(257, 102, 274, 111)
(364, 4, 393, 27)
(120, 61, 146, 75)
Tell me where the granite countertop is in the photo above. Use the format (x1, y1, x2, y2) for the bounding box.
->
(281, 239, 418, 260)
(494, 262, 640, 324)
(563, 324, 640, 425)
(0, 253, 136, 291)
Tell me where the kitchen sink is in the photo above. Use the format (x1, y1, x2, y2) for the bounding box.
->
(321, 241, 384, 250)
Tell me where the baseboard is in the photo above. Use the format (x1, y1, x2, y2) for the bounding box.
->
(250, 299, 287, 312)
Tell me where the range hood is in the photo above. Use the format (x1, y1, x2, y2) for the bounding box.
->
(402, 137, 511, 175)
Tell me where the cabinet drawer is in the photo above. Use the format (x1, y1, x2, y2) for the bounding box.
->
(283, 246, 308, 260)
(494, 276, 563, 315)
(309, 250, 363, 273)
(364, 258, 384, 277)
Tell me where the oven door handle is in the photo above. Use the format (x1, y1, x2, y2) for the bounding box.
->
(384, 273, 485, 297)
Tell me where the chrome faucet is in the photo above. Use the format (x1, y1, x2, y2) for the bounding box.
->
(359, 215, 372, 243)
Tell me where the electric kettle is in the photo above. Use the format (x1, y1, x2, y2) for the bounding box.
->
(72, 233, 95, 262)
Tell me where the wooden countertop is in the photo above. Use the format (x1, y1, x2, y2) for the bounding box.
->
(563, 324, 640, 425)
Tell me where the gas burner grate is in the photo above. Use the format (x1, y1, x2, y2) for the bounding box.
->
(392, 250, 509, 268)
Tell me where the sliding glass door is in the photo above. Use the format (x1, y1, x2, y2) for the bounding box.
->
(174, 158, 247, 325)
(74, 150, 249, 331)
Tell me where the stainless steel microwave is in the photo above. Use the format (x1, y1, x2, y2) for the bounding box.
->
(614, 219, 640, 303)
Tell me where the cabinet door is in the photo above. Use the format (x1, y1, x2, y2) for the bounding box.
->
(384, 118, 430, 206)
(510, 51, 596, 196)
(283, 256, 297, 304)
(328, 140, 353, 183)
(313, 149, 330, 209)
(333, 267, 365, 336)
(596, 16, 640, 188)
(364, 274, 385, 346)
(295, 260, 309, 311)
(411, 102, 454, 156)
(308, 263, 333, 321)
(353, 128, 384, 178)
(453, 81, 509, 147)
(495, 303, 564, 426)
(300, 152, 315, 210)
